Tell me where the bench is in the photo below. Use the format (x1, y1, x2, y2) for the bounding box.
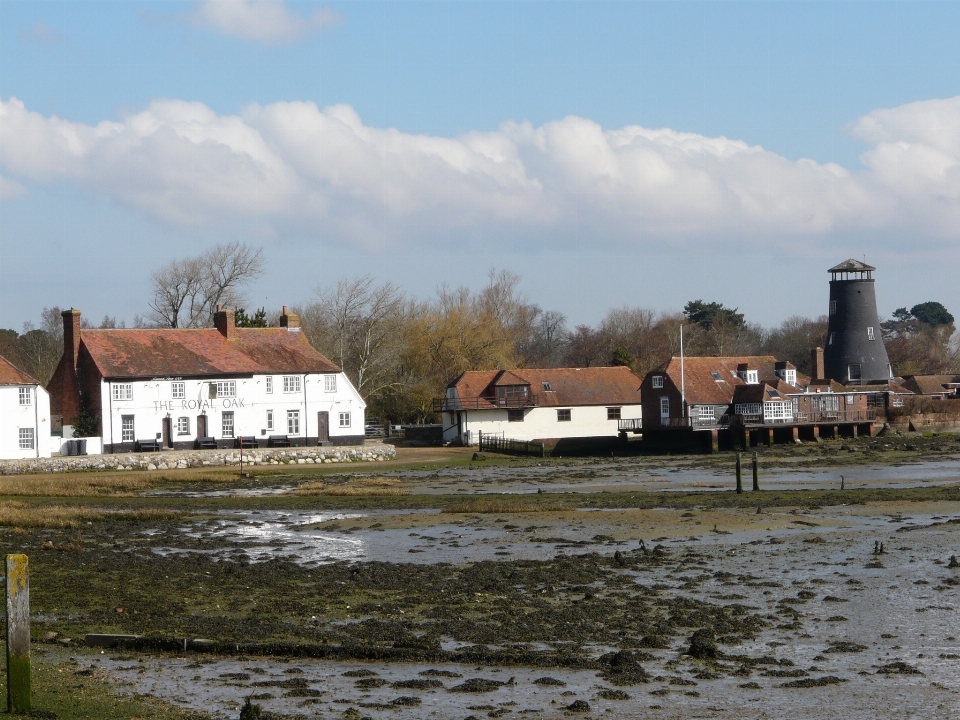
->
(196, 436, 217, 450)
(268, 435, 291, 447)
(136, 439, 160, 452)
(235, 436, 258, 449)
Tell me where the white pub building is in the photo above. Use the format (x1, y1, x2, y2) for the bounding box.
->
(49, 307, 366, 452)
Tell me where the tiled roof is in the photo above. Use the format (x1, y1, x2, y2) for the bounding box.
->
(657, 356, 809, 405)
(0, 354, 40, 386)
(79, 328, 340, 379)
(732, 383, 792, 404)
(449, 366, 641, 408)
(894, 376, 956, 395)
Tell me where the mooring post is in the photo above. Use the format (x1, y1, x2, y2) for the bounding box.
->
(5, 554, 30, 711)
(752, 452, 759, 491)
(735, 453, 743, 494)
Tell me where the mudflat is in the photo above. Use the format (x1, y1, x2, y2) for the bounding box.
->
(2, 435, 959, 719)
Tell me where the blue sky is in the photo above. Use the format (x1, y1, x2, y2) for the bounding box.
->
(2, 1, 959, 330)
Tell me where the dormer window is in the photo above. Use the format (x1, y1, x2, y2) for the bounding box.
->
(497, 384, 529, 406)
(542, 381, 553, 391)
(785, 369, 796, 384)
(738, 369, 758, 384)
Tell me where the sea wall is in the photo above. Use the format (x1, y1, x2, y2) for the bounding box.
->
(0, 442, 396, 475)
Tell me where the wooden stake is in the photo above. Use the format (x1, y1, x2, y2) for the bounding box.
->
(6, 554, 30, 711)
(735, 453, 743, 494)
(752, 452, 760, 492)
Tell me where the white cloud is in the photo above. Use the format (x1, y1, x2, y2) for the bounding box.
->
(189, 1, 341, 45)
(2, 95, 959, 248)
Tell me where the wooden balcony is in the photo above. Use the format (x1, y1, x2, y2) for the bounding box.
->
(435, 393, 541, 412)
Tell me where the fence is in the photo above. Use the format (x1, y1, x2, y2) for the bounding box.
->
(478, 432, 545, 458)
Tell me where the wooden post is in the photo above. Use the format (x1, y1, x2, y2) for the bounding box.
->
(752, 452, 759, 491)
(735, 453, 743, 494)
(6, 554, 30, 711)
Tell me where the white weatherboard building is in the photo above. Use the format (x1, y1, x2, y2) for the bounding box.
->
(49, 307, 366, 452)
(440, 367, 642, 445)
(0, 354, 53, 459)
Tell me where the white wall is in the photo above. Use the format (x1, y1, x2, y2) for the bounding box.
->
(99, 372, 365, 448)
(445, 403, 642, 444)
(0, 384, 52, 459)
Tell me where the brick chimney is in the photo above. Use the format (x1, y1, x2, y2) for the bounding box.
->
(280, 305, 301, 331)
(63, 308, 82, 369)
(214, 305, 236, 340)
(811, 346, 825, 381)
(51, 308, 83, 425)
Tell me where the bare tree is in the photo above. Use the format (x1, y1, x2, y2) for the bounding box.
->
(298, 276, 408, 398)
(149, 243, 264, 328)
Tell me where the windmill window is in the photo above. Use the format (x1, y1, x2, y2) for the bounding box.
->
(867, 326, 875, 341)
(828, 332, 835, 345)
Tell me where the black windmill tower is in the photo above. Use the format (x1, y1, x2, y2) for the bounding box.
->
(823, 259, 893, 385)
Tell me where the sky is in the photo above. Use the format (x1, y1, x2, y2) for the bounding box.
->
(2, 0, 959, 331)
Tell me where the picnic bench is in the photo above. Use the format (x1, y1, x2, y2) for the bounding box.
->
(235, 436, 258, 449)
(267, 435, 291, 447)
(136, 439, 160, 452)
(196, 436, 217, 450)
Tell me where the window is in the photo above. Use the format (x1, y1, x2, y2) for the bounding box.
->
(710, 372, 723, 382)
(542, 381, 553, 391)
(222, 411, 234, 437)
(746, 370, 758, 384)
(698, 405, 714, 421)
(764, 401, 792, 422)
(265, 376, 273, 394)
(287, 410, 300, 434)
(339, 412, 351, 428)
(785, 369, 796, 385)
(557, 409, 571, 422)
(828, 332, 835, 346)
(266, 410, 274, 431)
(846, 394, 855, 405)
(867, 326, 875, 341)
(113, 384, 133, 401)
(177, 417, 190, 434)
(768, 390, 780, 398)
(216, 381, 236, 398)
(497, 385, 529, 406)
(735, 402, 763, 417)
(171, 382, 185, 399)
(652, 376, 664, 388)
(892, 398, 904, 408)
(607, 407, 622, 420)
(121, 415, 135, 442)
(659, 396, 670, 418)
(507, 409, 524, 422)
(848, 364, 862, 383)
(867, 393, 885, 408)
(324, 375, 337, 393)
(18, 428, 34, 450)
(283, 375, 301, 393)
(18, 387, 31, 405)
(829, 300, 837, 315)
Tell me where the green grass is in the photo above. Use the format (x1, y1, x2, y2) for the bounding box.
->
(0, 647, 211, 720)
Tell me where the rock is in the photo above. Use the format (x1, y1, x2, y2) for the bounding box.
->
(949, 555, 959, 569)
(565, 700, 590, 712)
(688, 629, 718, 659)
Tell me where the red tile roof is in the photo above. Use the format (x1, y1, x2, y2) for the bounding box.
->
(79, 328, 340, 379)
(900, 375, 960, 395)
(0, 353, 40, 386)
(656, 356, 809, 405)
(449, 367, 641, 408)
